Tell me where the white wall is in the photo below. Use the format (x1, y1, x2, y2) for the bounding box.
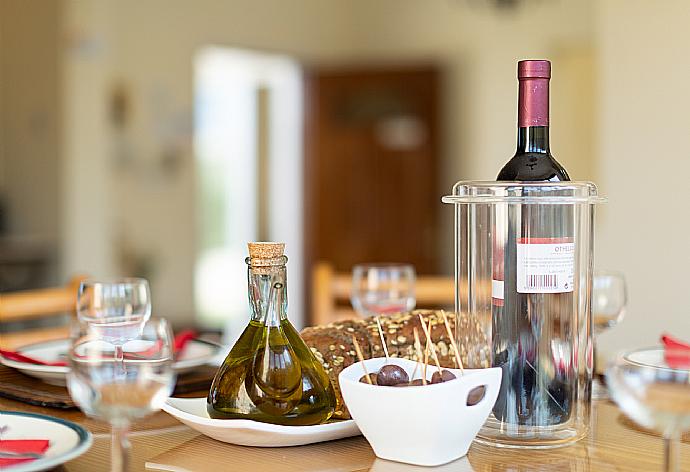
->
(61, 0, 116, 283)
(59, 0, 361, 326)
(595, 0, 690, 356)
(350, 0, 595, 177)
(348, 0, 596, 273)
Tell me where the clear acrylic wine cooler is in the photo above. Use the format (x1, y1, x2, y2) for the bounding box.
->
(443, 181, 605, 448)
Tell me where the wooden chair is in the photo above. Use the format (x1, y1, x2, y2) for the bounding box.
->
(311, 262, 455, 326)
(0, 275, 87, 349)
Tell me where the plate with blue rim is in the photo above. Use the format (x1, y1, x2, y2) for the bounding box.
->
(0, 411, 92, 472)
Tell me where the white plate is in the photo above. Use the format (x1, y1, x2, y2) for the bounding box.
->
(0, 411, 92, 472)
(0, 338, 222, 386)
(623, 347, 670, 369)
(162, 397, 360, 447)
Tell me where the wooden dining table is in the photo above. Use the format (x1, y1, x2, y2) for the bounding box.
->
(2, 391, 689, 472)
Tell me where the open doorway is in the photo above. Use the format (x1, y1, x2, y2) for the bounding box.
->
(194, 47, 304, 341)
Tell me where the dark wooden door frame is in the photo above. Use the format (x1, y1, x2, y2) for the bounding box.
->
(302, 65, 441, 325)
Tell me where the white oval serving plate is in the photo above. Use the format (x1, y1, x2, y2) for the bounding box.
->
(161, 397, 360, 447)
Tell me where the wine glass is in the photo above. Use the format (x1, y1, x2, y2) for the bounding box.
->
(592, 271, 627, 333)
(607, 352, 690, 472)
(67, 318, 175, 472)
(351, 264, 416, 317)
(592, 271, 627, 399)
(77, 278, 152, 363)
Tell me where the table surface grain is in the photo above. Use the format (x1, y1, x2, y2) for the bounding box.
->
(2, 393, 689, 472)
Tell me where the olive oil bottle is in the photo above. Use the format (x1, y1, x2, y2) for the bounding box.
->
(207, 242, 336, 425)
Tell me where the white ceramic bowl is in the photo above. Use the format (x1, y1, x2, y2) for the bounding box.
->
(339, 357, 501, 467)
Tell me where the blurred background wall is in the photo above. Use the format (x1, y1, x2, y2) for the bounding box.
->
(594, 0, 690, 356)
(0, 0, 63, 289)
(1, 0, 688, 360)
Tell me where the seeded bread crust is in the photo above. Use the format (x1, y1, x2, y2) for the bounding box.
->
(303, 319, 373, 418)
(301, 309, 488, 419)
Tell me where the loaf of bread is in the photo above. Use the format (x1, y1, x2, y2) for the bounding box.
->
(300, 309, 489, 419)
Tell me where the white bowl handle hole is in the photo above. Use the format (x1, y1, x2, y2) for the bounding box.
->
(466, 385, 487, 406)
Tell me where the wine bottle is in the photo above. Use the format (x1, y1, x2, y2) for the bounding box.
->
(492, 60, 576, 428)
(497, 60, 569, 181)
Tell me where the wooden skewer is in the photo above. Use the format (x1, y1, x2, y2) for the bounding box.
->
(418, 314, 443, 374)
(416, 321, 430, 381)
(375, 316, 390, 361)
(351, 334, 373, 384)
(441, 310, 465, 374)
(413, 327, 427, 385)
(422, 323, 431, 382)
(410, 327, 421, 379)
(423, 342, 429, 383)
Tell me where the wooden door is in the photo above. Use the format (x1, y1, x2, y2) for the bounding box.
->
(304, 66, 441, 319)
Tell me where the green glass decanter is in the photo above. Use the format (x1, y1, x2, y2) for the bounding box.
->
(207, 242, 336, 425)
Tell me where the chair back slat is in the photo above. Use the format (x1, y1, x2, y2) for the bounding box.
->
(1, 275, 87, 349)
(311, 262, 456, 326)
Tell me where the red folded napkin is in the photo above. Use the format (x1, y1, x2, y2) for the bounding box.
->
(133, 329, 197, 359)
(0, 350, 67, 367)
(0, 439, 50, 467)
(173, 330, 197, 355)
(661, 333, 690, 369)
(0, 330, 198, 367)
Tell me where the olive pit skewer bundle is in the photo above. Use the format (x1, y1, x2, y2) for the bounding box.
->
(418, 313, 457, 384)
(440, 310, 464, 373)
(352, 314, 465, 388)
(353, 328, 409, 387)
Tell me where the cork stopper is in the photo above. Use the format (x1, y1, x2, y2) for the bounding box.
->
(246, 242, 287, 272)
(248, 242, 285, 259)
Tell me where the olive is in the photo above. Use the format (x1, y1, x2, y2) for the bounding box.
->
(376, 364, 409, 386)
(359, 373, 378, 384)
(408, 378, 425, 386)
(393, 382, 411, 387)
(430, 369, 457, 384)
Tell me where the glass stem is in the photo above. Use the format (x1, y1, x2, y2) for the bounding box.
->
(592, 337, 598, 377)
(114, 343, 126, 376)
(664, 433, 680, 472)
(590, 332, 610, 400)
(111, 422, 130, 472)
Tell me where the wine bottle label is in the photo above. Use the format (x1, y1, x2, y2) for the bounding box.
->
(492, 280, 504, 304)
(516, 237, 574, 294)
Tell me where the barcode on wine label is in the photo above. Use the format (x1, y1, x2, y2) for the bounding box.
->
(516, 241, 574, 294)
(526, 274, 557, 290)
